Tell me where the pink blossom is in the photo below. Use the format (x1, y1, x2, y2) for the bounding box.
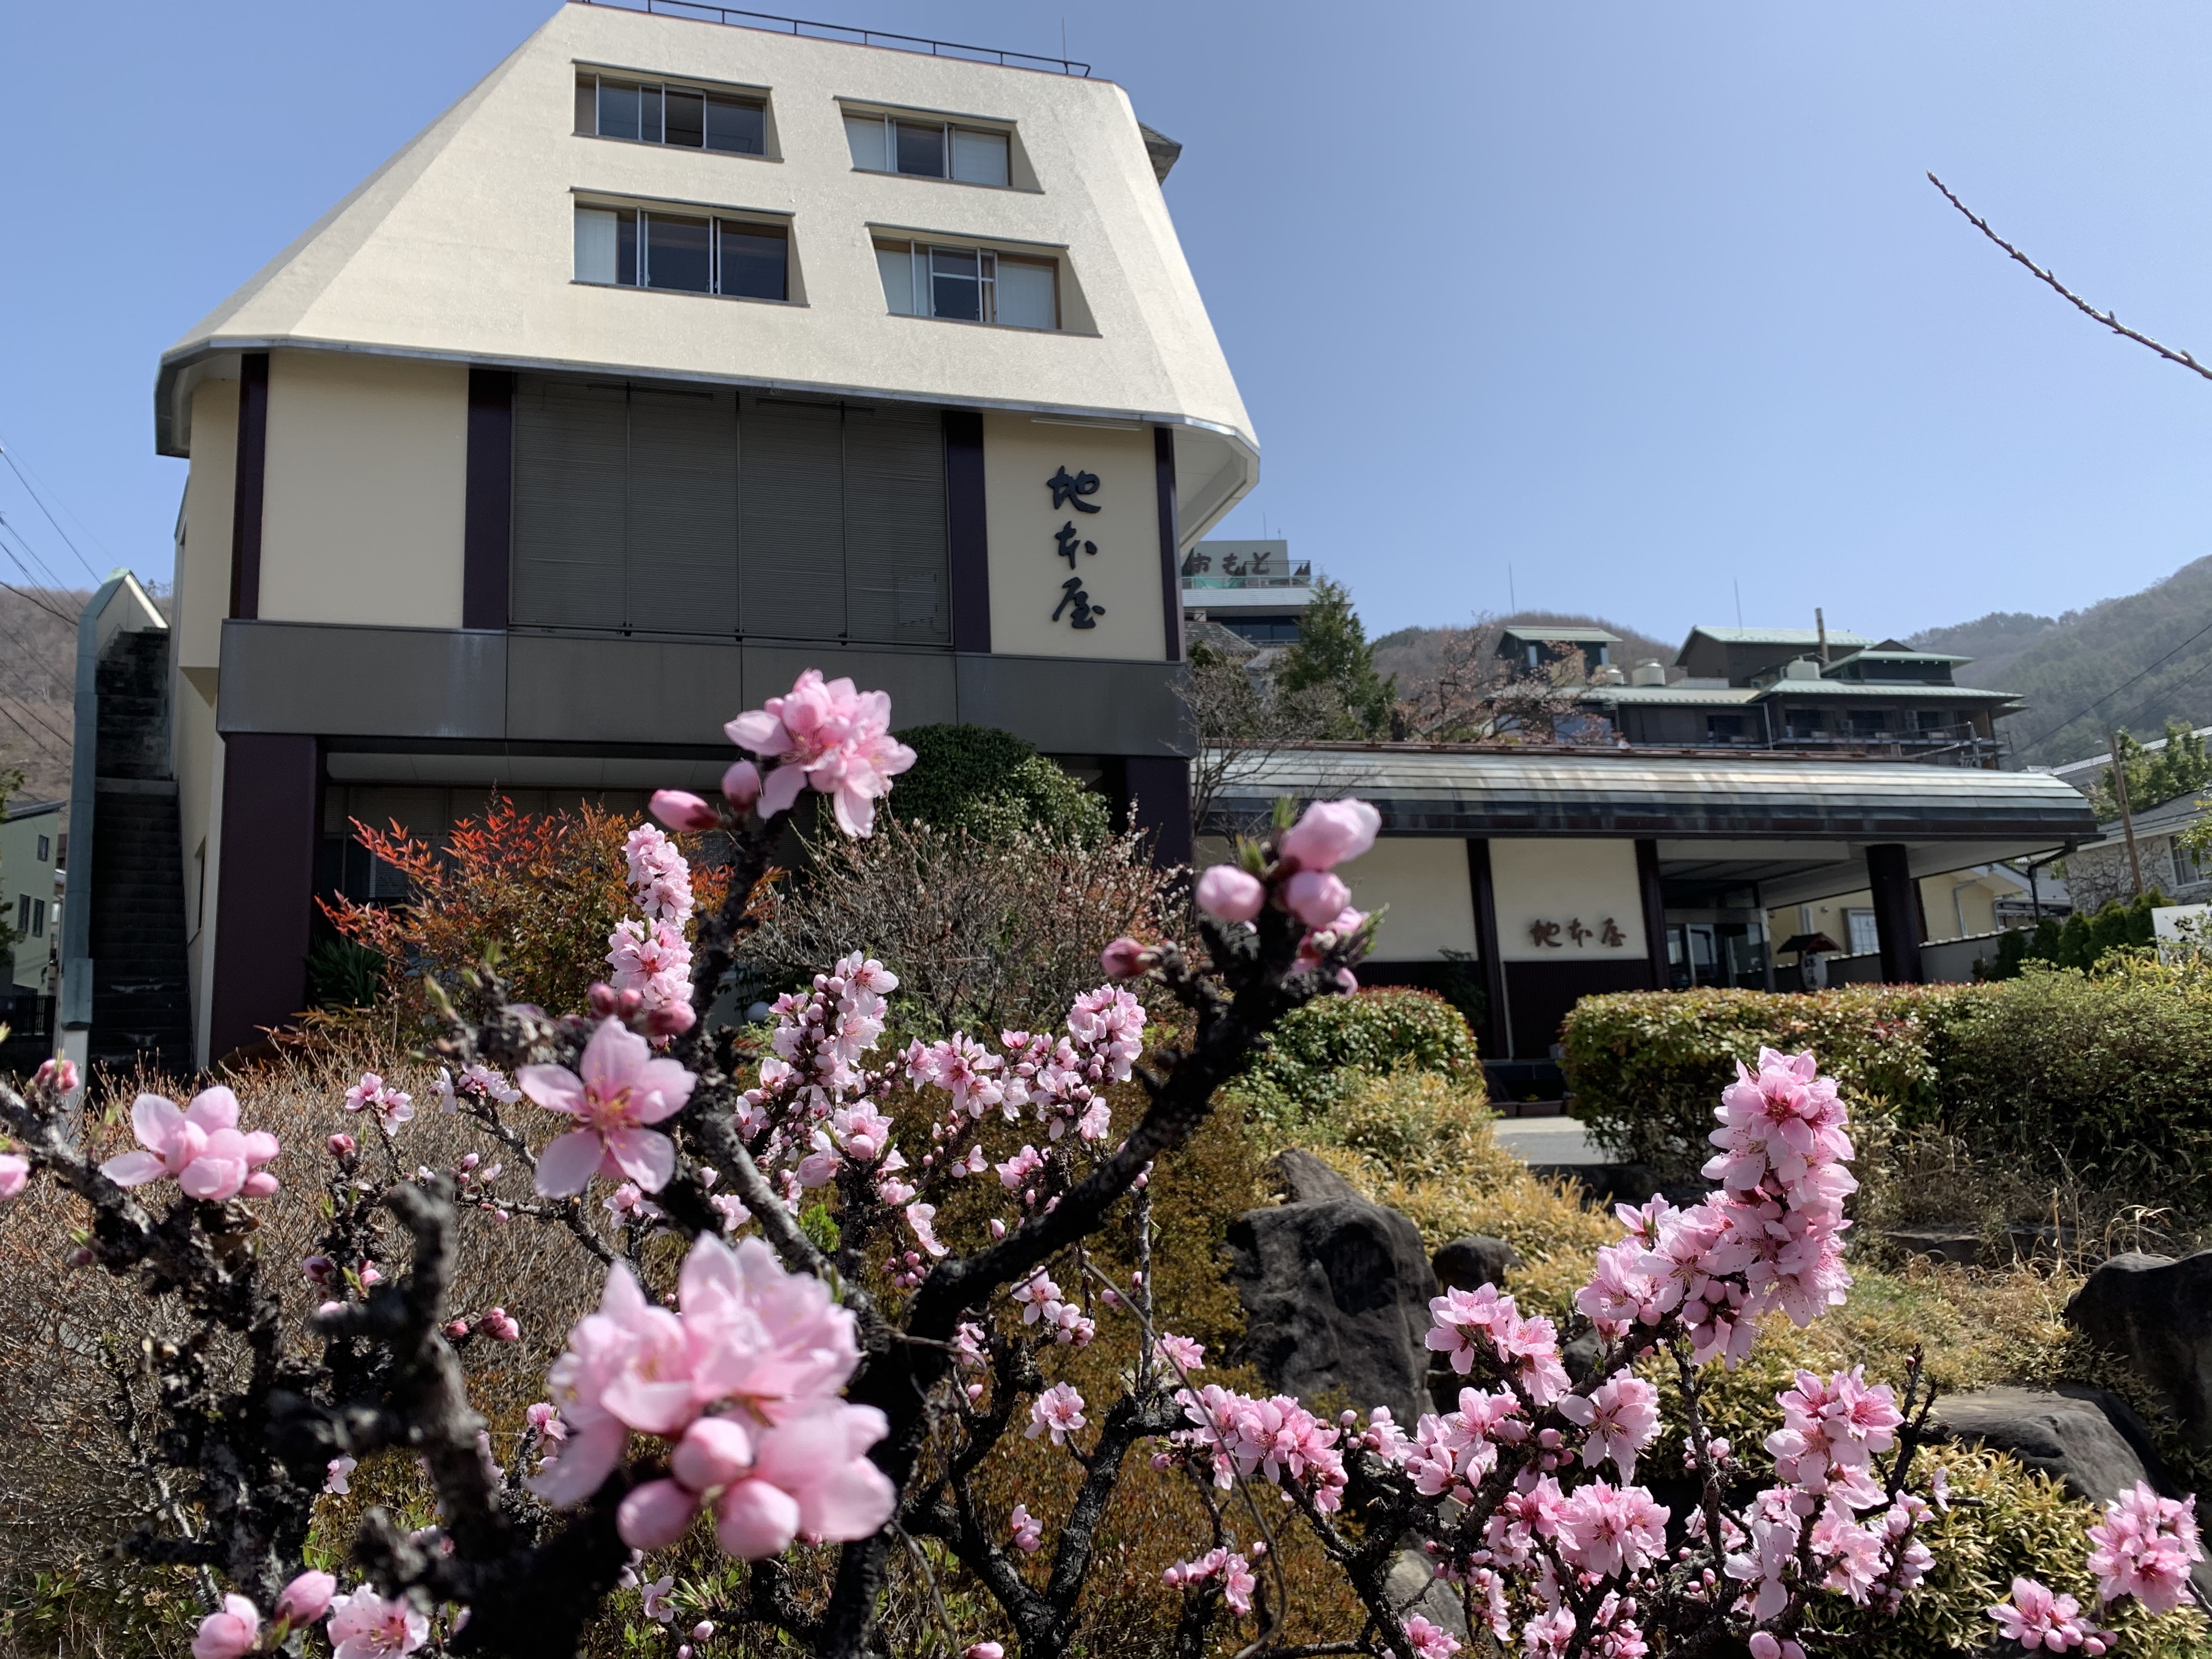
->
(1558, 1372, 1662, 1481)
(2087, 1481, 2202, 1613)
(1988, 1576, 2111, 1652)
(724, 670, 917, 837)
(32, 1056, 80, 1094)
(1403, 1614, 1461, 1658)
(0, 1153, 27, 1200)
(651, 789, 720, 831)
(521, 1018, 696, 1196)
(1099, 936, 1154, 979)
(191, 1594, 260, 1659)
(1195, 864, 1265, 922)
(1009, 1502, 1043, 1553)
(324, 1455, 357, 1494)
(99, 1088, 280, 1201)
(325, 1585, 430, 1658)
(1153, 1334, 1206, 1374)
(1555, 1480, 1668, 1578)
(1029, 1382, 1087, 1445)
(905, 1202, 949, 1258)
(1278, 798, 1381, 871)
(641, 1575, 678, 1622)
(908, 1032, 1006, 1118)
(723, 759, 763, 809)
(343, 1074, 415, 1133)
(1283, 868, 1352, 927)
(274, 1569, 336, 1626)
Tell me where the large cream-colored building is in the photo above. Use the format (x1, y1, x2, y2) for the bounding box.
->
(102, 3, 1255, 1069)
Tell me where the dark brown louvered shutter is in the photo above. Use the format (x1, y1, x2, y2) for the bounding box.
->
(627, 385, 738, 634)
(842, 402, 949, 645)
(739, 396, 845, 640)
(512, 377, 628, 629)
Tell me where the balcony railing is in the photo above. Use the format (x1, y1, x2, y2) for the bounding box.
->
(1181, 557, 1314, 590)
(573, 0, 1091, 75)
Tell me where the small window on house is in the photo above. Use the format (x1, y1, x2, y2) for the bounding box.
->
(576, 205, 789, 301)
(30, 899, 43, 938)
(35, 834, 48, 862)
(1706, 714, 1747, 745)
(1844, 909, 1880, 955)
(14, 895, 26, 936)
(846, 112, 1013, 185)
(873, 239, 1058, 328)
(578, 72, 766, 156)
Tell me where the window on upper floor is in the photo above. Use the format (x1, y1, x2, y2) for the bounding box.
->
(35, 834, 48, 862)
(873, 239, 1057, 329)
(1706, 714, 1748, 745)
(575, 205, 790, 301)
(576, 72, 767, 156)
(844, 112, 1011, 187)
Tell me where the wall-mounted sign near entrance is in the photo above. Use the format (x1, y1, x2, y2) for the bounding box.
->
(1046, 465, 1105, 629)
(1525, 916, 1629, 949)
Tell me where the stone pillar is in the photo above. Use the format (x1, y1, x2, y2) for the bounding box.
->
(1865, 843, 1925, 984)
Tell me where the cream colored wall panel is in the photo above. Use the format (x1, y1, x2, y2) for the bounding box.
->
(176, 679, 222, 1069)
(259, 352, 467, 628)
(983, 413, 1163, 661)
(179, 379, 239, 671)
(1491, 838, 1647, 962)
(1340, 837, 1476, 960)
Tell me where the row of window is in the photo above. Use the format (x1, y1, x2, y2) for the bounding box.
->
(575, 71, 1019, 191)
(572, 205, 1063, 330)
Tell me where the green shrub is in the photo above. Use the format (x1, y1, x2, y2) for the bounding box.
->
(1230, 986, 1483, 1126)
(1560, 985, 1978, 1173)
(889, 724, 1109, 845)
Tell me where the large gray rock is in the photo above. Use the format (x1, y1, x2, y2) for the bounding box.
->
(1929, 1386, 2169, 1504)
(1384, 1549, 1469, 1642)
(1227, 1194, 1438, 1426)
(2066, 1251, 2212, 1447)
(1433, 1235, 1521, 1293)
(1271, 1147, 1365, 1204)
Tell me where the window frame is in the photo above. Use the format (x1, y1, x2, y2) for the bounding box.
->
(574, 198, 797, 304)
(842, 108, 1019, 190)
(574, 69, 772, 160)
(871, 236, 1060, 330)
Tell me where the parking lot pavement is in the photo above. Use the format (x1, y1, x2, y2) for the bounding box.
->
(1489, 1115, 1603, 1166)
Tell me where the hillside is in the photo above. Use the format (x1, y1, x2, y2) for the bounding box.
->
(0, 585, 83, 811)
(1911, 555, 2212, 768)
(1372, 611, 1679, 689)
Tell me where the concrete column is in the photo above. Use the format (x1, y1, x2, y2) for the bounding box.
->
(207, 733, 319, 1061)
(1865, 843, 1925, 984)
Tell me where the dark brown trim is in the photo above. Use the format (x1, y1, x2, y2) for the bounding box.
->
(463, 368, 515, 630)
(207, 733, 319, 1061)
(1466, 838, 1511, 1058)
(228, 353, 269, 620)
(1124, 753, 1192, 869)
(944, 410, 990, 652)
(1154, 425, 1182, 663)
(1504, 960, 1653, 1060)
(1866, 842, 1925, 983)
(1635, 837, 1668, 990)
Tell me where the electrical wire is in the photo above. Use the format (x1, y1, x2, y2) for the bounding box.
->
(0, 440, 108, 584)
(2027, 610, 2212, 756)
(0, 513, 71, 595)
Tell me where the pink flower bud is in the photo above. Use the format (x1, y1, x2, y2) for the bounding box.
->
(1283, 869, 1352, 928)
(647, 999, 697, 1037)
(483, 1307, 520, 1341)
(618, 1477, 704, 1551)
(966, 1646, 1006, 1659)
(274, 1569, 335, 1626)
(589, 982, 619, 1015)
(65, 1245, 94, 1269)
(1749, 1636, 1781, 1659)
(1278, 798, 1381, 872)
(33, 1057, 80, 1094)
(0, 1154, 27, 1200)
(191, 1594, 261, 1659)
(244, 1170, 280, 1198)
(692, 1622, 716, 1642)
(672, 1415, 753, 1492)
(988, 1218, 1006, 1238)
(651, 789, 721, 832)
(302, 1254, 337, 1285)
(1195, 864, 1265, 923)
(722, 759, 763, 809)
(1098, 936, 1154, 980)
(328, 1133, 357, 1156)
(444, 1319, 470, 1340)
(618, 989, 644, 1017)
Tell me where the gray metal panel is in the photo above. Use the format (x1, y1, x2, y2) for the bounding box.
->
(217, 620, 507, 739)
(742, 645, 960, 729)
(955, 653, 1188, 756)
(507, 634, 745, 745)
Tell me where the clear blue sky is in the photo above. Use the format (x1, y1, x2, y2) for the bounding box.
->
(7, 1, 2212, 647)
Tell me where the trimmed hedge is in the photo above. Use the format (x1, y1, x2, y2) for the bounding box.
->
(1231, 986, 1484, 1126)
(890, 724, 1109, 845)
(1560, 984, 1975, 1172)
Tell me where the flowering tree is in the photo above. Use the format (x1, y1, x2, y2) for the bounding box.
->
(0, 665, 2200, 1658)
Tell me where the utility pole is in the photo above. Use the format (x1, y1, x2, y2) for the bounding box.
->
(2107, 724, 2146, 897)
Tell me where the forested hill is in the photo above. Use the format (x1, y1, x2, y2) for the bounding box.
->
(1912, 554, 2212, 768)
(1372, 611, 1679, 687)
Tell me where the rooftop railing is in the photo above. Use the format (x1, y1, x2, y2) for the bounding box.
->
(573, 0, 1092, 75)
(1181, 558, 1314, 590)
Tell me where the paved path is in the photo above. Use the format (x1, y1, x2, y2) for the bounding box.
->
(1490, 1115, 1604, 1166)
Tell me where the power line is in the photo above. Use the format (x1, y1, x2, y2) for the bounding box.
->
(0, 439, 107, 584)
(0, 514, 70, 594)
(2029, 611, 2212, 755)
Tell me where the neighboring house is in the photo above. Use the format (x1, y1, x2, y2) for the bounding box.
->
(2058, 794, 2212, 915)
(121, 2, 1256, 1069)
(1767, 862, 2049, 968)
(1582, 627, 2019, 765)
(1499, 624, 1619, 679)
(1180, 539, 1312, 646)
(1, 798, 62, 994)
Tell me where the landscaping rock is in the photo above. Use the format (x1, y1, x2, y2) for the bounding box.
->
(1385, 1548, 1469, 1642)
(1433, 1235, 1521, 1293)
(2066, 1251, 2212, 1447)
(1270, 1147, 1364, 1204)
(1928, 1386, 2171, 1504)
(1227, 1193, 1438, 1427)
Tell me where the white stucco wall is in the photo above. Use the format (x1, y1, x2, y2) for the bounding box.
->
(1338, 836, 1477, 959)
(983, 413, 1163, 660)
(178, 377, 238, 675)
(258, 351, 469, 628)
(1490, 838, 1647, 962)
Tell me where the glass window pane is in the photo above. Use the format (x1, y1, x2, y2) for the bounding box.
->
(617, 209, 637, 285)
(574, 207, 619, 284)
(707, 97, 765, 155)
(875, 242, 916, 314)
(896, 120, 946, 177)
(645, 213, 710, 292)
(929, 246, 980, 320)
(640, 85, 663, 144)
(575, 74, 597, 135)
(844, 113, 887, 170)
(717, 221, 787, 301)
(995, 257, 1056, 329)
(599, 79, 641, 142)
(664, 89, 704, 148)
(951, 128, 1009, 187)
